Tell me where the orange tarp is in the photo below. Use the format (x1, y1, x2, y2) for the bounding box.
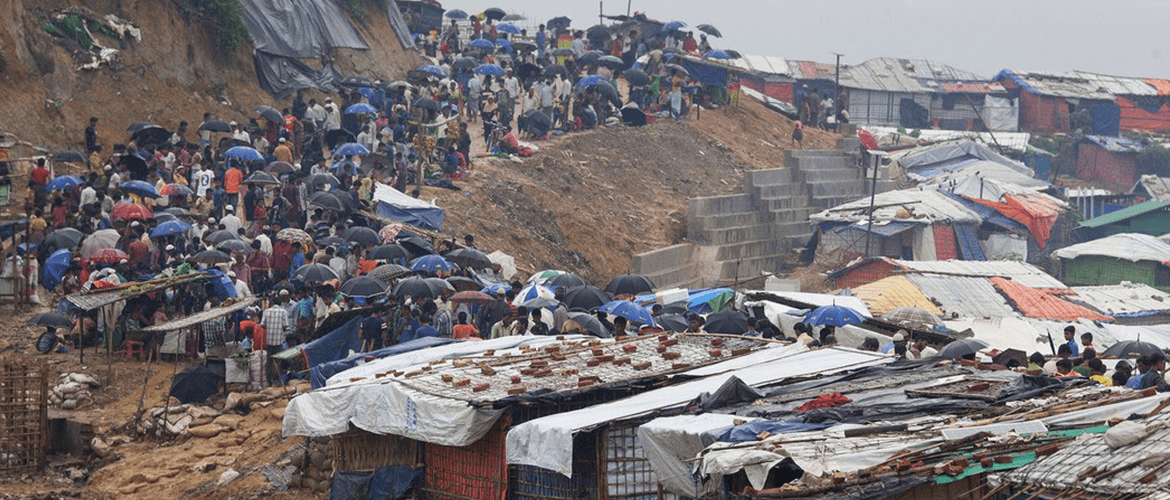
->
(990, 277, 1112, 322)
(974, 194, 1063, 248)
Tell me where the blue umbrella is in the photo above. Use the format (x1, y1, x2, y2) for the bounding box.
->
(497, 23, 521, 35)
(445, 9, 469, 19)
(687, 288, 735, 314)
(225, 146, 263, 161)
(120, 180, 160, 198)
(804, 304, 867, 327)
(42, 249, 71, 291)
(410, 255, 456, 274)
(600, 300, 656, 326)
(473, 63, 506, 77)
(576, 74, 606, 88)
(415, 64, 448, 78)
(661, 21, 686, 32)
(469, 38, 495, 49)
(513, 283, 557, 308)
(46, 175, 84, 192)
(496, 38, 513, 53)
(150, 220, 192, 238)
(704, 50, 733, 59)
(334, 143, 371, 156)
(345, 103, 377, 115)
(482, 283, 512, 294)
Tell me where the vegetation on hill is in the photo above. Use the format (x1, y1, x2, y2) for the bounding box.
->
(196, 0, 249, 53)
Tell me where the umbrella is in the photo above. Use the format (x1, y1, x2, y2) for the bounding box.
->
(169, 366, 222, 404)
(599, 300, 655, 326)
(341, 76, 374, 88)
(150, 220, 192, 238)
(992, 349, 1029, 368)
(482, 7, 506, 21)
(547, 16, 571, 29)
(153, 212, 177, 223)
(164, 207, 190, 217)
(345, 103, 377, 115)
(450, 290, 495, 304)
(369, 244, 411, 262)
(131, 125, 170, 145)
(474, 63, 506, 77)
(126, 121, 154, 134)
(325, 129, 356, 149)
(198, 120, 232, 133)
(91, 248, 129, 263)
(53, 150, 85, 163)
(882, 307, 943, 328)
(425, 277, 456, 295)
(444, 248, 493, 270)
(343, 226, 380, 246)
(1102, 340, 1164, 359)
(335, 142, 371, 157)
(410, 255, 456, 275)
(396, 235, 435, 256)
(704, 50, 732, 60)
(624, 69, 650, 86)
(46, 175, 84, 192)
(225, 146, 263, 161)
(254, 105, 283, 123)
(598, 55, 625, 68)
(513, 284, 557, 308)
(120, 180, 160, 198)
(605, 274, 655, 296)
(413, 98, 441, 113)
(562, 286, 609, 311)
(497, 23, 521, 35)
(43, 228, 84, 250)
(216, 239, 252, 254)
(191, 249, 232, 265)
(316, 236, 347, 249)
(937, 338, 990, 359)
(502, 13, 525, 21)
(111, 202, 153, 220)
(804, 304, 866, 327)
(385, 80, 415, 90)
(41, 249, 72, 291)
(452, 57, 478, 71)
(293, 263, 340, 284)
(546, 273, 587, 290)
(666, 63, 689, 76)
(30, 312, 74, 329)
(308, 173, 341, 191)
(276, 228, 313, 245)
(550, 47, 576, 57)
(203, 230, 238, 244)
(393, 277, 435, 299)
(696, 24, 722, 37)
(687, 288, 736, 314)
(445, 9, 468, 19)
(565, 312, 607, 337)
(578, 50, 603, 65)
(266, 161, 295, 174)
(543, 64, 568, 77)
(243, 172, 281, 187)
(594, 80, 621, 106)
(369, 263, 412, 282)
(79, 229, 120, 259)
(158, 183, 194, 196)
(309, 191, 344, 212)
(577, 74, 606, 88)
(656, 314, 689, 333)
(415, 64, 448, 78)
(339, 276, 389, 298)
(469, 38, 495, 50)
(704, 310, 749, 334)
(586, 24, 611, 39)
(661, 21, 686, 32)
(446, 276, 482, 292)
(528, 269, 568, 285)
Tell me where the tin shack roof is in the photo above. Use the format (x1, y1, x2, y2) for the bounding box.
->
(1068, 283, 1170, 318)
(1133, 174, 1170, 202)
(839, 57, 986, 94)
(996, 69, 1167, 99)
(727, 55, 792, 77)
(64, 272, 210, 311)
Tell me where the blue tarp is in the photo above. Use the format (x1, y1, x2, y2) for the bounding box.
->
(302, 316, 366, 367)
(375, 201, 444, 232)
(716, 421, 830, 443)
(204, 269, 238, 300)
(310, 336, 456, 388)
(953, 224, 987, 261)
(680, 58, 729, 87)
(331, 466, 423, 500)
(1090, 103, 1121, 137)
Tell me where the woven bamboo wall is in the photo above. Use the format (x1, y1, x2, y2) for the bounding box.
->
(0, 361, 48, 474)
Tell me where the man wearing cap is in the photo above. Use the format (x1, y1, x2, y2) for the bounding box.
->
(273, 137, 293, 163)
(324, 99, 341, 131)
(221, 205, 241, 234)
(229, 271, 251, 297)
(230, 121, 250, 142)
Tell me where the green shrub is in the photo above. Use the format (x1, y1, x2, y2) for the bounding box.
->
(197, 0, 249, 53)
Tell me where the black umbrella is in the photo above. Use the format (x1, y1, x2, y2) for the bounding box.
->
(43, 228, 85, 249)
(586, 24, 611, 39)
(325, 129, 356, 149)
(522, 110, 553, 131)
(543, 64, 568, 77)
(605, 274, 655, 296)
(218, 137, 250, 151)
(595, 81, 622, 107)
(444, 248, 493, 270)
(696, 24, 722, 37)
(53, 150, 86, 163)
(563, 286, 610, 311)
(126, 122, 154, 134)
(309, 191, 344, 212)
(369, 263, 412, 282)
(598, 55, 625, 69)
(483, 7, 507, 21)
(566, 312, 608, 337)
(578, 50, 603, 66)
(164, 207, 191, 217)
(191, 249, 232, 265)
(424, 277, 455, 296)
(267, 161, 295, 175)
(546, 273, 587, 290)
(656, 314, 689, 333)
(936, 338, 990, 359)
(243, 172, 281, 186)
(198, 120, 233, 133)
(452, 57, 478, 71)
(624, 69, 650, 87)
(705, 310, 749, 334)
(254, 105, 283, 123)
(216, 239, 252, 254)
(293, 263, 340, 284)
(393, 277, 436, 299)
(413, 98, 441, 113)
(120, 153, 148, 180)
(666, 63, 689, 76)
(446, 276, 483, 292)
(169, 366, 223, 404)
(317, 236, 347, 248)
(131, 125, 170, 146)
(621, 106, 648, 127)
(1102, 340, 1164, 359)
(153, 212, 177, 223)
(550, 47, 576, 57)
(547, 16, 571, 29)
(29, 313, 74, 329)
(339, 275, 389, 297)
(396, 235, 435, 257)
(343, 226, 381, 245)
(369, 244, 411, 262)
(341, 76, 374, 88)
(203, 230, 239, 244)
(308, 173, 341, 191)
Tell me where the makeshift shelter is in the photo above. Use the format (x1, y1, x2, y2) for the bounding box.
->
(726, 55, 795, 104)
(1132, 174, 1170, 202)
(1052, 233, 1170, 292)
(864, 127, 1033, 155)
(995, 69, 1170, 134)
(1067, 282, 1170, 324)
(786, 60, 838, 113)
(838, 58, 1007, 130)
(830, 257, 1066, 290)
(1076, 135, 1149, 187)
(372, 182, 445, 231)
(1079, 199, 1170, 238)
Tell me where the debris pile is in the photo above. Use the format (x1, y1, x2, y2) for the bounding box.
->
(290, 437, 334, 493)
(49, 373, 100, 410)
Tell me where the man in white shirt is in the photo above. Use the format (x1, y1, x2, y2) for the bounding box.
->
(255, 229, 273, 256)
(195, 165, 213, 197)
(231, 121, 250, 142)
(193, 217, 212, 241)
(356, 125, 377, 153)
(79, 183, 97, 208)
(503, 69, 521, 101)
(324, 100, 341, 131)
(221, 206, 241, 234)
(107, 167, 122, 190)
(570, 31, 586, 57)
(230, 271, 251, 297)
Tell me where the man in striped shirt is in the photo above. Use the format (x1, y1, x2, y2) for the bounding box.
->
(262, 290, 292, 350)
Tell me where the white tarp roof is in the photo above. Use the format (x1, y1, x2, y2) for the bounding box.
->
(505, 346, 893, 477)
(921, 161, 1049, 195)
(373, 181, 439, 209)
(727, 55, 792, 77)
(638, 414, 752, 498)
(1068, 283, 1170, 317)
(740, 290, 873, 318)
(866, 127, 1032, 154)
(1052, 233, 1170, 263)
(810, 187, 982, 224)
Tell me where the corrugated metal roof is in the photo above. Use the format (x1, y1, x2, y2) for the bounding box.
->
(727, 55, 792, 77)
(865, 127, 1032, 154)
(1068, 283, 1170, 317)
(1080, 200, 1170, 228)
(904, 274, 1016, 319)
(1080, 135, 1149, 153)
(788, 60, 836, 80)
(852, 275, 944, 316)
(64, 273, 210, 311)
(839, 58, 985, 94)
(810, 187, 982, 225)
(939, 81, 1007, 94)
(1133, 174, 1170, 201)
(990, 277, 1112, 322)
(997, 69, 1162, 99)
(890, 259, 1067, 289)
(1147, 79, 1170, 95)
(1052, 233, 1170, 263)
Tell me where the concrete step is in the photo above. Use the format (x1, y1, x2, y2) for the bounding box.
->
(688, 223, 775, 246)
(686, 194, 755, 220)
(808, 180, 868, 199)
(761, 195, 810, 211)
(744, 168, 796, 188)
(775, 220, 814, 238)
(690, 211, 771, 231)
(753, 183, 806, 199)
(800, 167, 862, 183)
(717, 255, 788, 281)
(808, 194, 865, 210)
(630, 243, 696, 276)
(787, 149, 855, 159)
(644, 262, 701, 290)
(837, 137, 862, 151)
(714, 238, 787, 261)
(770, 207, 813, 222)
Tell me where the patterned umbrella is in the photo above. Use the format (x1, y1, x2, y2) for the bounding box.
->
(379, 224, 408, 243)
(882, 307, 943, 328)
(112, 203, 153, 220)
(513, 284, 557, 308)
(158, 183, 194, 196)
(276, 228, 313, 245)
(79, 229, 120, 259)
(369, 263, 412, 282)
(90, 248, 129, 263)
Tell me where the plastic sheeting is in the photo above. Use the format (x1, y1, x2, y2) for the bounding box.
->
(254, 52, 344, 98)
(984, 95, 1019, 132)
(638, 414, 749, 498)
(1053, 233, 1170, 264)
(894, 141, 1028, 175)
(302, 316, 365, 368)
(680, 58, 729, 87)
(373, 183, 444, 231)
(981, 233, 1028, 261)
(973, 194, 1064, 248)
(310, 336, 455, 389)
(384, 1, 416, 49)
(240, 0, 368, 58)
(810, 187, 982, 225)
(330, 466, 423, 500)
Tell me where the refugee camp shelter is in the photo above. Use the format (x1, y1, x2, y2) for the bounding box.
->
(727, 55, 796, 104)
(786, 60, 839, 112)
(830, 257, 1066, 290)
(396, 0, 444, 34)
(1132, 174, 1170, 202)
(1076, 135, 1149, 187)
(995, 70, 1170, 135)
(863, 127, 1032, 156)
(1067, 282, 1170, 325)
(839, 58, 1012, 131)
(1052, 233, 1170, 292)
(1078, 199, 1170, 238)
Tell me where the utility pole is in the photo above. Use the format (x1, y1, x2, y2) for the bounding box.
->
(833, 52, 844, 102)
(599, 1, 604, 24)
(627, 0, 632, 16)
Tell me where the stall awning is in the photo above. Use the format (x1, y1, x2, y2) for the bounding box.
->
(140, 297, 257, 333)
(64, 273, 210, 311)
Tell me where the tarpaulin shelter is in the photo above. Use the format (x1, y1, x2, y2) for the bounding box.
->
(972, 194, 1063, 249)
(1052, 233, 1170, 292)
(373, 182, 444, 231)
(989, 277, 1111, 322)
(309, 336, 455, 389)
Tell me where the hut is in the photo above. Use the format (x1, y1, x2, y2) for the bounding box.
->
(1078, 199, 1170, 238)
(1052, 233, 1170, 292)
(1075, 135, 1149, 187)
(839, 58, 1010, 131)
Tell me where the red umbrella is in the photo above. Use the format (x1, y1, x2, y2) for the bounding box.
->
(112, 203, 152, 220)
(90, 248, 129, 263)
(158, 183, 194, 196)
(449, 290, 495, 303)
(858, 129, 879, 150)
